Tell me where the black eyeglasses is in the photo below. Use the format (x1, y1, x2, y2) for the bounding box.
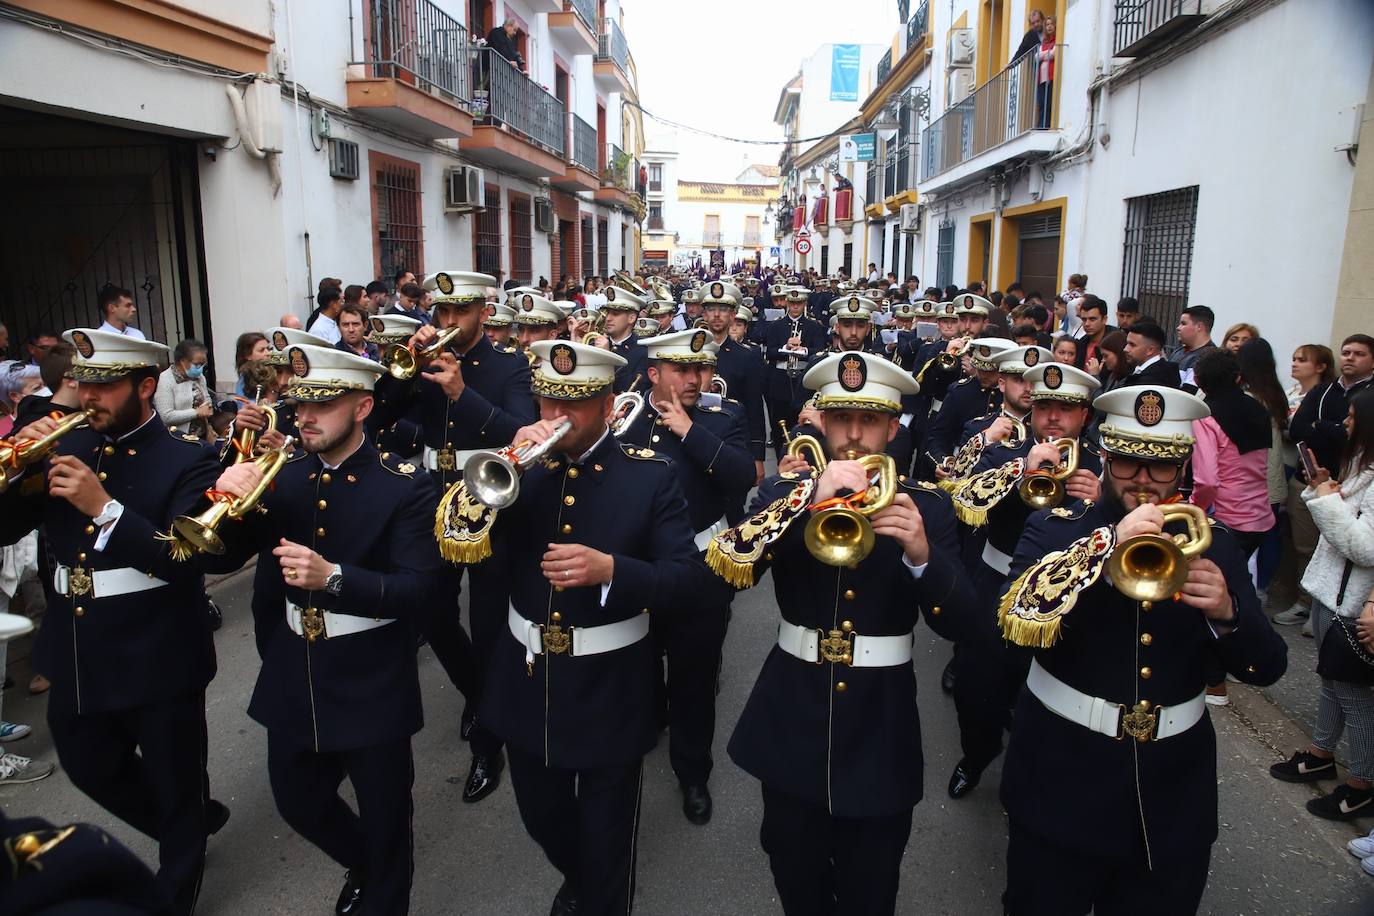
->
(1105, 454, 1184, 483)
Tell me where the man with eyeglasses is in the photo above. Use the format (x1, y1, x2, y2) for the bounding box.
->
(994, 385, 1287, 915)
(25, 329, 60, 367)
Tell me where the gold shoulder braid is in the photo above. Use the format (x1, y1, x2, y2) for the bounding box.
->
(705, 474, 818, 588)
(434, 479, 498, 564)
(998, 525, 1116, 648)
(939, 457, 1026, 527)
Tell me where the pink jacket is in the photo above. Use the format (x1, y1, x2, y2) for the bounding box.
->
(1190, 416, 1275, 532)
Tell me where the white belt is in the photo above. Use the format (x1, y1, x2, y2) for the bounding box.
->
(53, 564, 167, 599)
(286, 600, 395, 641)
(774, 358, 807, 369)
(421, 446, 483, 473)
(776, 620, 913, 667)
(930, 398, 943, 412)
(981, 541, 1013, 576)
(693, 516, 728, 551)
(1026, 659, 1206, 742)
(508, 603, 650, 667)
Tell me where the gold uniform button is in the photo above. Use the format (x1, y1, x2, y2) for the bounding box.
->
(321, 473, 332, 484)
(77, 553, 87, 563)
(931, 606, 942, 615)
(1246, 665, 1256, 674)
(551, 612, 562, 622)
(564, 495, 575, 506)
(562, 524, 573, 535)
(97, 471, 107, 481)
(84, 525, 95, 535)
(651, 435, 660, 443)
(318, 500, 327, 510)
(316, 527, 326, 537)
(568, 468, 580, 479)
(843, 589, 855, 601)
(74, 606, 85, 617)
(127, 448, 136, 457)
(554, 585, 564, 592)
(841, 620, 853, 632)
(835, 682, 847, 693)
(448, 421, 455, 428)
(102, 445, 114, 456)
(1140, 666, 1153, 679)
(1140, 633, 1153, 646)
(381, 452, 390, 459)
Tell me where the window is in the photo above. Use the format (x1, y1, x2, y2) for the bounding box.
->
(371, 153, 423, 283)
(620, 225, 627, 271)
(474, 184, 502, 278)
(744, 215, 761, 246)
(509, 191, 532, 283)
(935, 219, 955, 288)
(704, 214, 721, 247)
(649, 163, 662, 191)
(1121, 186, 1200, 341)
(581, 215, 594, 278)
(597, 219, 609, 277)
(843, 242, 854, 275)
(819, 245, 829, 276)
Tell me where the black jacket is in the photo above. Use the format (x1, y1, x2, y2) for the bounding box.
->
(1120, 357, 1182, 390)
(1292, 376, 1374, 475)
(485, 26, 524, 66)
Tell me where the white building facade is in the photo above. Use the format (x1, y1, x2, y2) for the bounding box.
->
(0, 0, 647, 385)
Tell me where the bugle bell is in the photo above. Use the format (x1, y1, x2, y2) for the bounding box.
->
(169, 437, 296, 557)
(0, 409, 93, 494)
(463, 418, 573, 510)
(232, 387, 278, 464)
(1105, 492, 1213, 604)
(381, 324, 465, 380)
(937, 335, 972, 370)
(803, 451, 897, 568)
(610, 376, 644, 437)
(1017, 438, 1080, 509)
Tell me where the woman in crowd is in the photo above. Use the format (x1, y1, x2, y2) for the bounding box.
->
(1239, 339, 1293, 594)
(154, 338, 214, 440)
(1223, 322, 1261, 353)
(1273, 344, 1339, 627)
(233, 331, 270, 397)
(1270, 391, 1374, 823)
(1034, 16, 1056, 129)
(0, 362, 43, 438)
(1051, 334, 1080, 366)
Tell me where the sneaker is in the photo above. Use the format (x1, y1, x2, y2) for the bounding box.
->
(1205, 684, 1230, 707)
(1302, 617, 1314, 638)
(1308, 784, 1374, 820)
(0, 752, 55, 785)
(1271, 750, 1337, 783)
(1273, 601, 1311, 625)
(1347, 828, 1374, 858)
(0, 722, 30, 742)
(1362, 854, 1374, 877)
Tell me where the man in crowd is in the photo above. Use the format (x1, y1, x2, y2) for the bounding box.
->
(24, 328, 60, 366)
(1121, 320, 1180, 388)
(1074, 296, 1114, 369)
(1013, 8, 1044, 60)
(306, 287, 344, 345)
(1170, 305, 1218, 390)
(1291, 333, 1374, 475)
(335, 304, 378, 361)
(97, 284, 146, 340)
(1115, 297, 1140, 329)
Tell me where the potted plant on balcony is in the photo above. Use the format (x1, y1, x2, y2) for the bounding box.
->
(602, 149, 631, 189)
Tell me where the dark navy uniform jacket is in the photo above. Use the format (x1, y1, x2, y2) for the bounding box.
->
(912, 338, 964, 405)
(999, 499, 1287, 859)
(0, 415, 220, 716)
(372, 332, 535, 492)
(617, 399, 754, 533)
(925, 377, 1002, 468)
(711, 336, 767, 460)
(476, 433, 708, 769)
(764, 316, 828, 403)
(726, 473, 976, 818)
(0, 811, 163, 915)
(206, 439, 439, 752)
(610, 332, 648, 392)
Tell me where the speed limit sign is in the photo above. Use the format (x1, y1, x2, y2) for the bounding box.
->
(795, 236, 812, 255)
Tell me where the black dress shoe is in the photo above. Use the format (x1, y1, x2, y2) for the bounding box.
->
(206, 799, 230, 835)
(462, 751, 505, 803)
(335, 869, 364, 915)
(941, 658, 957, 695)
(549, 880, 578, 916)
(947, 759, 981, 799)
(206, 598, 222, 632)
(460, 706, 477, 741)
(681, 783, 712, 825)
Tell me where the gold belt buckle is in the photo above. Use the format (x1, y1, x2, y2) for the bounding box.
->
(301, 606, 326, 642)
(542, 621, 571, 655)
(1118, 701, 1158, 743)
(436, 448, 457, 472)
(67, 565, 93, 598)
(816, 628, 854, 666)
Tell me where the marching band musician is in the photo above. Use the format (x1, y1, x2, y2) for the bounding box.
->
(0, 329, 224, 915)
(646, 297, 679, 335)
(910, 301, 965, 414)
(700, 280, 767, 482)
(924, 338, 1015, 475)
(206, 344, 439, 916)
(996, 386, 1287, 915)
(511, 292, 566, 354)
(599, 284, 649, 392)
(617, 328, 755, 825)
(704, 350, 975, 916)
(483, 301, 520, 350)
(433, 340, 706, 916)
(369, 271, 535, 803)
(941, 344, 1051, 482)
(940, 353, 1103, 799)
(764, 287, 827, 460)
(226, 325, 333, 466)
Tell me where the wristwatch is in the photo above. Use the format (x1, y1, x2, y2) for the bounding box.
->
(325, 564, 344, 596)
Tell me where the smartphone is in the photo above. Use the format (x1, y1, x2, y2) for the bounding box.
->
(1297, 441, 1321, 480)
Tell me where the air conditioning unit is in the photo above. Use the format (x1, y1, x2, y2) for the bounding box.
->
(948, 68, 976, 105)
(327, 138, 359, 181)
(947, 29, 975, 68)
(899, 203, 923, 235)
(534, 197, 554, 233)
(444, 166, 485, 213)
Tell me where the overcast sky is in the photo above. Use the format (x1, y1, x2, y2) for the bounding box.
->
(624, 0, 900, 182)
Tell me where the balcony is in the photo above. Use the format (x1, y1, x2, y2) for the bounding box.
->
(647, 215, 665, 231)
(553, 111, 600, 191)
(596, 141, 637, 208)
(884, 142, 917, 210)
(876, 48, 893, 86)
(703, 231, 724, 248)
(743, 232, 763, 247)
(1113, 0, 1204, 58)
(548, 0, 598, 55)
(465, 47, 566, 177)
(905, 0, 929, 52)
(348, 0, 473, 140)
(918, 52, 1060, 191)
(594, 17, 633, 94)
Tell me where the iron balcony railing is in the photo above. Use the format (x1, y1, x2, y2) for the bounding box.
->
(876, 48, 893, 85)
(597, 17, 629, 72)
(883, 152, 897, 198)
(1113, 0, 1204, 57)
(565, 0, 597, 33)
(920, 51, 1050, 182)
(569, 112, 598, 173)
(865, 160, 879, 209)
(471, 46, 565, 157)
(703, 231, 723, 247)
(647, 215, 665, 230)
(905, 0, 929, 51)
(603, 142, 629, 189)
(894, 142, 912, 194)
(358, 0, 469, 105)
(744, 232, 762, 247)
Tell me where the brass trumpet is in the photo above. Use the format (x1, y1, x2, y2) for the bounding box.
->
(1004, 415, 1028, 449)
(780, 421, 826, 469)
(232, 386, 278, 464)
(1018, 438, 1080, 509)
(381, 325, 465, 380)
(463, 418, 573, 510)
(0, 409, 92, 494)
(169, 437, 295, 557)
(708, 375, 728, 399)
(937, 335, 973, 370)
(803, 450, 897, 568)
(1106, 492, 1213, 605)
(611, 376, 645, 438)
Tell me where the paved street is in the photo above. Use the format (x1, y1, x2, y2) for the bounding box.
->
(3, 563, 1374, 915)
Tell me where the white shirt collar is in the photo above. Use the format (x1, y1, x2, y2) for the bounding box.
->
(575, 426, 612, 464)
(1133, 353, 1162, 373)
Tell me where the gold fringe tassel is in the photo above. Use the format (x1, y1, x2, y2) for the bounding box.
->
(996, 566, 1065, 648)
(437, 534, 492, 565)
(705, 538, 756, 589)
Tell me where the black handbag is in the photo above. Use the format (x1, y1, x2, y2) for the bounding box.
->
(1316, 528, 1374, 685)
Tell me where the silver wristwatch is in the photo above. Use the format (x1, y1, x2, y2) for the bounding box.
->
(325, 564, 344, 596)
